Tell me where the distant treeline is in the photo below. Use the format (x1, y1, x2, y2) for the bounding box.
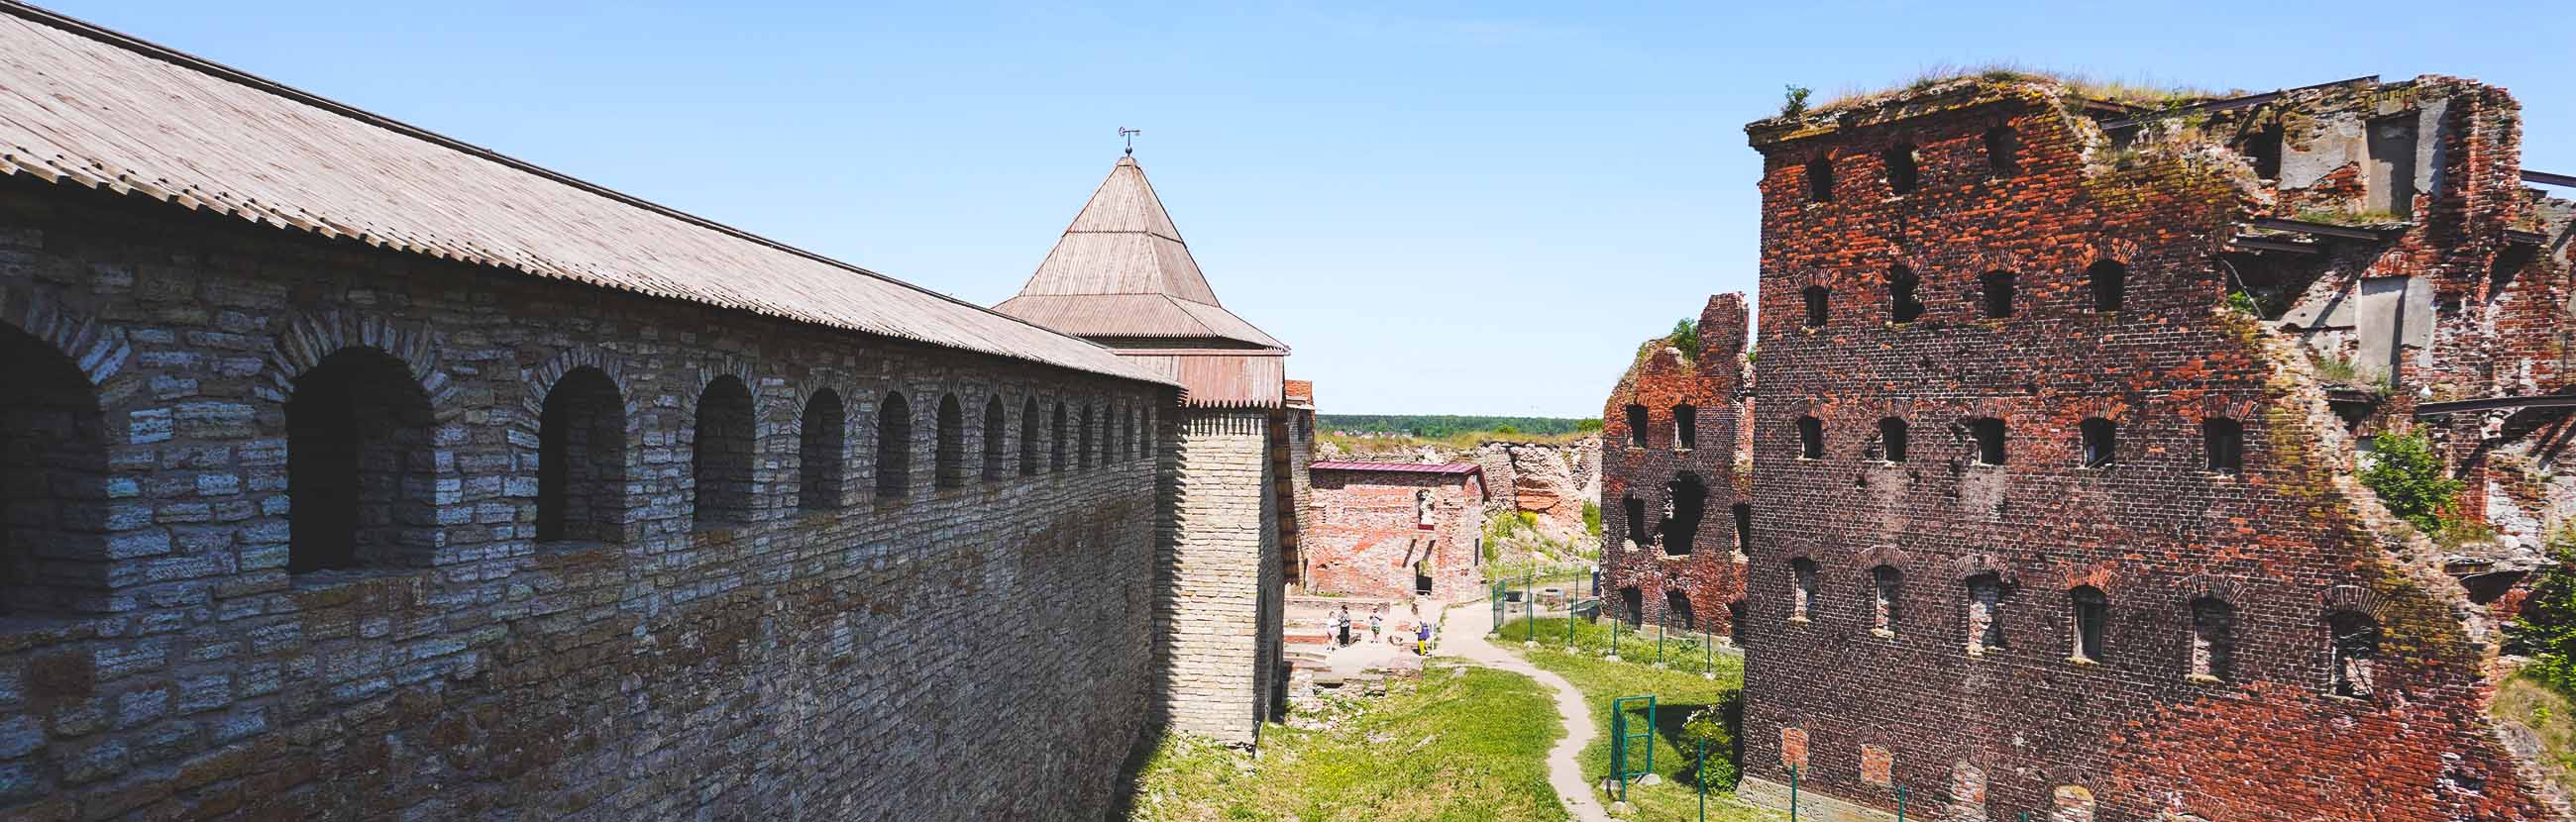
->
(1318, 415, 1600, 437)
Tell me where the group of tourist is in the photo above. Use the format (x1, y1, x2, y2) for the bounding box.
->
(1331, 602, 1434, 655)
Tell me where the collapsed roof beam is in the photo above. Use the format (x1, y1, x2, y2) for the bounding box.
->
(2525, 169, 2576, 188)
(2248, 217, 2403, 241)
(2414, 394, 2576, 417)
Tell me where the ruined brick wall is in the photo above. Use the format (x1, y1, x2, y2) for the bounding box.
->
(1153, 408, 1283, 746)
(1600, 294, 1754, 637)
(1301, 469, 1486, 602)
(1736, 76, 2558, 822)
(0, 178, 1171, 820)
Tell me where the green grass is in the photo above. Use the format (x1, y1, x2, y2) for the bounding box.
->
(1124, 662, 1566, 821)
(2494, 672, 2576, 797)
(1498, 618, 1775, 822)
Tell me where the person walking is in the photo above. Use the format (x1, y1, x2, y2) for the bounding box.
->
(1336, 605, 1352, 648)
(1415, 618, 1434, 656)
(1368, 606, 1383, 642)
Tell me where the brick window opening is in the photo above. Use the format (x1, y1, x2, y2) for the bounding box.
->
(1878, 417, 1908, 462)
(1805, 155, 1834, 203)
(1622, 495, 1648, 550)
(1662, 471, 1705, 557)
(1790, 559, 1818, 621)
(1801, 285, 1829, 328)
(1077, 405, 1094, 470)
(2080, 418, 2117, 468)
(1019, 398, 1040, 476)
(1979, 271, 2016, 319)
(796, 388, 845, 512)
(1883, 143, 1919, 195)
(876, 391, 912, 498)
(2330, 611, 2380, 697)
(2191, 597, 2234, 681)
(2069, 585, 2108, 663)
(1797, 416, 1823, 460)
(1625, 404, 1650, 448)
(289, 348, 439, 571)
(1731, 502, 1753, 557)
(691, 376, 756, 526)
(1727, 601, 1746, 643)
(1672, 404, 1697, 450)
(1621, 586, 1644, 627)
(1967, 573, 2006, 653)
(1870, 565, 1902, 636)
(935, 394, 966, 489)
(538, 366, 626, 544)
(1666, 589, 1695, 630)
(1049, 402, 1068, 473)
(0, 325, 109, 614)
(1984, 126, 2020, 176)
(2088, 259, 2126, 313)
(981, 397, 1008, 482)
(2204, 417, 2243, 474)
(1969, 418, 2006, 465)
(2242, 123, 2284, 179)
(1887, 264, 1924, 323)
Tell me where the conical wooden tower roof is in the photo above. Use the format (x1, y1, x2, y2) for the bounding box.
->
(997, 157, 1285, 350)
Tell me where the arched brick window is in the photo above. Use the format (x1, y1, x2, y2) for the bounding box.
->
(0, 325, 108, 614)
(692, 376, 755, 526)
(1883, 143, 1919, 194)
(1620, 586, 1644, 627)
(1622, 495, 1648, 549)
(2069, 586, 2108, 663)
(934, 394, 965, 489)
(1666, 589, 1695, 630)
(1887, 264, 1924, 323)
(1731, 502, 1753, 557)
(2191, 597, 2234, 681)
(2329, 610, 2380, 697)
(1049, 402, 1068, 473)
(1789, 559, 1818, 621)
(1870, 565, 1903, 636)
(1805, 155, 1835, 203)
(1662, 472, 1705, 557)
(1979, 271, 2016, 319)
(1877, 417, 1908, 462)
(982, 397, 1008, 482)
(797, 388, 845, 512)
(876, 392, 912, 498)
(1984, 126, 2019, 176)
(288, 348, 436, 570)
(1672, 404, 1696, 450)
(2204, 417, 2243, 474)
(1077, 405, 1095, 469)
(1625, 404, 1650, 448)
(1019, 398, 1041, 476)
(1801, 286, 1829, 328)
(538, 366, 627, 542)
(1967, 573, 2006, 653)
(2088, 259, 2126, 313)
(1969, 418, 2006, 465)
(2080, 418, 2117, 468)
(1796, 416, 1823, 460)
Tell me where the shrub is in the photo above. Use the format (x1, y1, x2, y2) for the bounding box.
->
(1780, 85, 1812, 118)
(2224, 290, 2262, 317)
(1582, 500, 1602, 537)
(1677, 695, 1741, 788)
(1667, 318, 1700, 361)
(2359, 430, 2463, 533)
(2513, 532, 2576, 693)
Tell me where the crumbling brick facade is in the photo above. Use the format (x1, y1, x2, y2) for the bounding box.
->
(1600, 294, 1756, 637)
(1733, 74, 2575, 822)
(1302, 463, 1487, 602)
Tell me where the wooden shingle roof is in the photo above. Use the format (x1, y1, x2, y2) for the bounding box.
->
(0, 2, 1171, 385)
(996, 157, 1285, 350)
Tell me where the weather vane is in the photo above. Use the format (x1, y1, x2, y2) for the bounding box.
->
(1120, 127, 1141, 156)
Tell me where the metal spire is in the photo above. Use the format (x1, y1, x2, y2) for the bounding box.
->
(1120, 127, 1141, 156)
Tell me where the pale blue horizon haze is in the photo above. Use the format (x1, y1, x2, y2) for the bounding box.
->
(41, 0, 2574, 418)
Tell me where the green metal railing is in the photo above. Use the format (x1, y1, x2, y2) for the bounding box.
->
(1608, 694, 1656, 803)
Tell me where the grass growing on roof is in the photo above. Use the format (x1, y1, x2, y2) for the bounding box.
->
(1122, 662, 1564, 822)
(1496, 617, 1771, 821)
(1812, 62, 2229, 113)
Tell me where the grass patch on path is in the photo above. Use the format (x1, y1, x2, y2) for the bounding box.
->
(1125, 662, 1565, 822)
(1500, 617, 1777, 822)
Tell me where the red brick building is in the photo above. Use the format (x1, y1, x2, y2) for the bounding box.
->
(1599, 295, 1756, 637)
(1302, 462, 1487, 602)
(1733, 73, 2576, 822)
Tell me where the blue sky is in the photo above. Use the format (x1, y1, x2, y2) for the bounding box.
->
(45, 0, 2574, 417)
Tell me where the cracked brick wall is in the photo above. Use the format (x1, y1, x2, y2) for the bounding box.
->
(1600, 294, 1754, 636)
(1302, 467, 1486, 602)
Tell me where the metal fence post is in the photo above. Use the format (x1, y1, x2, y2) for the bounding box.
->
(1896, 784, 1906, 822)
(1657, 613, 1666, 666)
(1696, 739, 1709, 822)
(1789, 764, 1800, 822)
(1525, 570, 1536, 642)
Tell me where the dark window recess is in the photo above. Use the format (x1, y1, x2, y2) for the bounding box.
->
(1968, 573, 2006, 651)
(2204, 417, 2244, 474)
(2192, 597, 2235, 681)
(1789, 559, 1818, 620)
(1871, 565, 1903, 634)
(1662, 472, 1706, 557)
(1666, 590, 1696, 629)
(1802, 286, 1830, 328)
(2080, 418, 2117, 468)
(1883, 144, 1919, 195)
(1980, 272, 2016, 319)
(1984, 126, 2020, 176)
(798, 388, 846, 511)
(1621, 587, 1645, 627)
(1878, 417, 1908, 462)
(1888, 265, 1924, 323)
(1969, 418, 2006, 465)
(691, 375, 755, 526)
(2071, 586, 2108, 662)
(1797, 416, 1824, 460)
(1806, 156, 1835, 202)
(0, 325, 109, 615)
(1731, 502, 1753, 556)
(876, 392, 912, 497)
(1673, 404, 1697, 450)
(2330, 611, 2380, 697)
(981, 397, 1008, 482)
(1622, 495, 1649, 548)
(2089, 260, 2126, 313)
(537, 366, 626, 544)
(2242, 124, 2283, 179)
(1626, 404, 1650, 448)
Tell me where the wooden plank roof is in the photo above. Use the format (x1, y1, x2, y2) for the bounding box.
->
(996, 157, 1285, 350)
(0, 2, 1171, 386)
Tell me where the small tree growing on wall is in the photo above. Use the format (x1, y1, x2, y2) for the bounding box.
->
(2510, 531, 2576, 692)
(2358, 430, 2463, 533)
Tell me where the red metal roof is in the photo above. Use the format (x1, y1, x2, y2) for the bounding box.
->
(1309, 462, 1481, 475)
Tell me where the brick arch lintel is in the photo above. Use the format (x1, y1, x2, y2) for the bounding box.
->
(2323, 584, 2394, 622)
(0, 283, 134, 405)
(261, 308, 462, 424)
(517, 346, 640, 435)
(1951, 552, 2018, 585)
